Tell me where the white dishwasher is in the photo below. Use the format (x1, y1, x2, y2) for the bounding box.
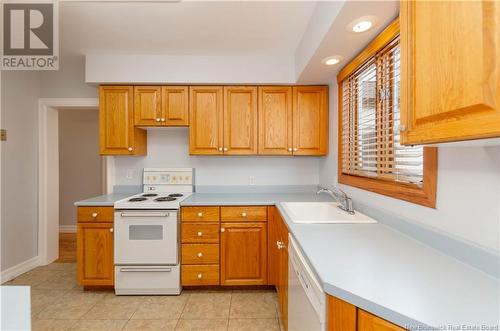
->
(288, 235, 326, 331)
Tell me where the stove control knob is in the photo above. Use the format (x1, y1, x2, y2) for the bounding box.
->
(197, 231, 203, 237)
(197, 273, 203, 279)
(197, 252, 203, 258)
(197, 212, 203, 217)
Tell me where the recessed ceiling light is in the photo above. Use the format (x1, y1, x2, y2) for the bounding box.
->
(322, 56, 343, 66)
(347, 16, 378, 33)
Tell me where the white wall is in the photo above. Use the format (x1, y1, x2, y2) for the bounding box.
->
(1, 71, 41, 271)
(114, 129, 321, 187)
(58, 109, 101, 226)
(319, 81, 500, 254)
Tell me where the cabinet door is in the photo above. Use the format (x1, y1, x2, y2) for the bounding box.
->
(267, 207, 280, 286)
(77, 222, 114, 286)
(400, 1, 500, 144)
(134, 86, 162, 126)
(357, 310, 405, 331)
(162, 86, 189, 126)
(258, 86, 293, 155)
(223, 86, 258, 155)
(220, 222, 267, 285)
(99, 86, 147, 155)
(189, 86, 224, 155)
(292, 86, 328, 155)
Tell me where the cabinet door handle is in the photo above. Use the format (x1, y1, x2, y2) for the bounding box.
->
(197, 212, 203, 217)
(91, 212, 98, 218)
(197, 252, 203, 258)
(223, 147, 228, 152)
(197, 231, 203, 237)
(197, 273, 203, 279)
(109, 228, 114, 233)
(293, 148, 298, 152)
(288, 148, 293, 152)
(241, 212, 247, 217)
(276, 240, 280, 249)
(156, 118, 161, 122)
(399, 125, 407, 132)
(161, 118, 166, 122)
(221, 228, 225, 233)
(218, 147, 223, 152)
(128, 147, 133, 152)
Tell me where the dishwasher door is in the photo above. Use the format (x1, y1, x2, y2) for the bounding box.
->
(288, 235, 326, 331)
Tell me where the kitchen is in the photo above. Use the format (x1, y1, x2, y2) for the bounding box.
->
(1, 1, 499, 331)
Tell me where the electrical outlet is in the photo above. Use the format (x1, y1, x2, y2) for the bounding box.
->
(126, 169, 135, 180)
(249, 176, 256, 185)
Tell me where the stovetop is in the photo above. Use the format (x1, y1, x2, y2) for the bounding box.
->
(114, 192, 192, 210)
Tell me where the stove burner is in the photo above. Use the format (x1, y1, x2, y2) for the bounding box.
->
(129, 197, 147, 202)
(168, 193, 184, 198)
(155, 197, 177, 202)
(142, 193, 158, 197)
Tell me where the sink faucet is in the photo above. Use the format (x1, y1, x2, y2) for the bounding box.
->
(316, 185, 355, 214)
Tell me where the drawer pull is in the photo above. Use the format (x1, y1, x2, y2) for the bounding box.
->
(109, 228, 114, 233)
(197, 212, 203, 217)
(241, 212, 247, 217)
(197, 231, 203, 237)
(221, 228, 225, 233)
(91, 212, 98, 218)
(197, 252, 203, 258)
(197, 273, 203, 279)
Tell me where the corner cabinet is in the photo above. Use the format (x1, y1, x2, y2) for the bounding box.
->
(400, 1, 500, 144)
(99, 86, 147, 155)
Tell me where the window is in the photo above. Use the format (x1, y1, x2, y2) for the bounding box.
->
(337, 19, 437, 208)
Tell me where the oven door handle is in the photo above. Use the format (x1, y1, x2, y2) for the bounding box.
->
(120, 212, 170, 218)
(119, 267, 172, 273)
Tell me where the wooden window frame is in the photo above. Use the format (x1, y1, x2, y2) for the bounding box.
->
(337, 18, 437, 208)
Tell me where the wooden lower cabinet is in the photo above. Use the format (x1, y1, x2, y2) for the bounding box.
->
(275, 210, 289, 331)
(77, 222, 114, 286)
(326, 295, 406, 331)
(220, 222, 267, 285)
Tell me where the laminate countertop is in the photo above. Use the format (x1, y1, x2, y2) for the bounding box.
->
(74, 193, 136, 206)
(181, 193, 500, 330)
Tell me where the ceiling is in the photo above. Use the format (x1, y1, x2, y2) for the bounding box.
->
(60, 1, 317, 56)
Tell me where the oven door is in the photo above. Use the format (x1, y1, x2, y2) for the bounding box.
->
(114, 210, 178, 265)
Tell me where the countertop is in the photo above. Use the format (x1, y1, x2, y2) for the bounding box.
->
(74, 193, 135, 206)
(183, 193, 499, 329)
(75, 191, 500, 329)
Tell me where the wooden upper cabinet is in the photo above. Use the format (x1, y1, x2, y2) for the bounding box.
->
(162, 86, 189, 126)
(189, 86, 224, 155)
(258, 86, 293, 155)
(292, 86, 328, 155)
(99, 86, 147, 155)
(400, 1, 500, 144)
(223, 86, 258, 155)
(134, 86, 162, 126)
(77, 222, 114, 286)
(220, 222, 267, 286)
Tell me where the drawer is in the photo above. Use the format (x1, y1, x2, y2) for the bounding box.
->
(182, 265, 219, 286)
(182, 244, 219, 265)
(220, 206, 267, 222)
(77, 206, 114, 223)
(182, 207, 219, 223)
(181, 223, 220, 243)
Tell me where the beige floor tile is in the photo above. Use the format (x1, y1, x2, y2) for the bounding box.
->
(34, 271, 78, 290)
(181, 292, 231, 320)
(123, 319, 178, 331)
(70, 319, 127, 331)
(5, 269, 59, 287)
(31, 289, 69, 316)
(175, 319, 228, 331)
(230, 291, 277, 319)
(228, 319, 280, 331)
(83, 293, 145, 320)
(32, 319, 78, 331)
(36, 291, 106, 319)
(132, 295, 189, 320)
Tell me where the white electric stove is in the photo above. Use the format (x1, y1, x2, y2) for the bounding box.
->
(113, 168, 194, 295)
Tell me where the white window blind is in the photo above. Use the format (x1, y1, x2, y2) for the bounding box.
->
(341, 35, 424, 186)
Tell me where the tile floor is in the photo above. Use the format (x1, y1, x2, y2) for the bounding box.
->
(4, 263, 284, 331)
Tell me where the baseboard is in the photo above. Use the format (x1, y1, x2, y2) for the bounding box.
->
(0, 256, 40, 284)
(59, 225, 77, 233)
